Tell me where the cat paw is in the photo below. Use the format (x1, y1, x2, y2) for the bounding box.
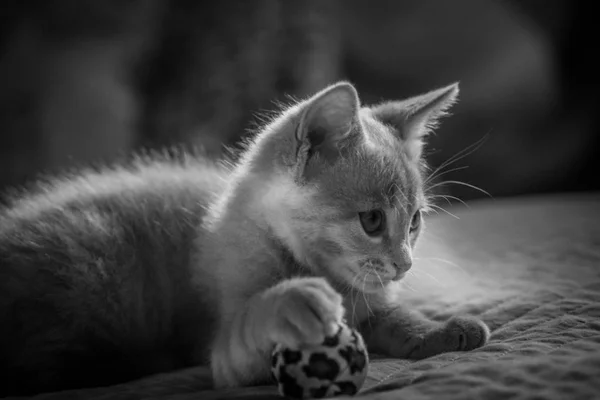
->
(442, 316, 490, 351)
(267, 277, 345, 348)
(402, 316, 489, 360)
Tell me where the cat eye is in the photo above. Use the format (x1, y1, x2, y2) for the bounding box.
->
(359, 209, 386, 236)
(410, 210, 421, 233)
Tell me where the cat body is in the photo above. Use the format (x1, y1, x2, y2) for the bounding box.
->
(0, 82, 489, 396)
(0, 159, 226, 394)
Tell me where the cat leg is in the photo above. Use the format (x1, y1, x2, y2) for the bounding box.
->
(211, 277, 345, 388)
(360, 306, 489, 359)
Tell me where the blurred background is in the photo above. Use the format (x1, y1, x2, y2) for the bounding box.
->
(1, 0, 598, 202)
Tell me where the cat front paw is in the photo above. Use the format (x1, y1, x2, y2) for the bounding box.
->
(267, 277, 345, 348)
(402, 316, 490, 360)
(442, 316, 490, 351)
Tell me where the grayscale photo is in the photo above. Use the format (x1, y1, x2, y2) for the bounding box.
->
(0, 1, 598, 399)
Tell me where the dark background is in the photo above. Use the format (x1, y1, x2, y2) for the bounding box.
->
(1, 0, 598, 202)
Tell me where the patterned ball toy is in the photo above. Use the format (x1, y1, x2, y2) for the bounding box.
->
(271, 323, 369, 399)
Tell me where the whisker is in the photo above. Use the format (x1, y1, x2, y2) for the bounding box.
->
(427, 180, 492, 199)
(402, 269, 427, 287)
(362, 274, 374, 318)
(427, 204, 460, 219)
(425, 165, 470, 186)
(427, 194, 470, 208)
(427, 194, 453, 206)
(405, 269, 421, 279)
(400, 279, 417, 292)
(374, 271, 386, 292)
(423, 206, 439, 215)
(415, 269, 444, 286)
(350, 273, 360, 326)
(361, 272, 373, 329)
(420, 256, 469, 275)
(338, 275, 353, 296)
(424, 132, 490, 185)
(435, 133, 488, 172)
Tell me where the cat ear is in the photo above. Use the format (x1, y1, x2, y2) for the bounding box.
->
(372, 83, 459, 160)
(294, 81, 360, 178)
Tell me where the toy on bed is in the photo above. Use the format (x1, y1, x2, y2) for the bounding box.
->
(271, 322, 369, 399)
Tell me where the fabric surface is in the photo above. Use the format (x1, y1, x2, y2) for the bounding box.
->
(357, 192, 600, 400)
(8, 193, 600, 400)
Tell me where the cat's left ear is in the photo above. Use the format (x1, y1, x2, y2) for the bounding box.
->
(294, 82, 360, 181)
(372, 83, 459, 160)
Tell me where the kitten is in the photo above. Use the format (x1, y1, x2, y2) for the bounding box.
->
(0, 82, 489, 396)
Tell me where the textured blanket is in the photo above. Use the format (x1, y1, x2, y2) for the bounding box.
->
(7, 193, 600, 400)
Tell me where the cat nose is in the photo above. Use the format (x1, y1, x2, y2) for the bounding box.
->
(392, 261, 412, 280)
(393, 243, 413, 271)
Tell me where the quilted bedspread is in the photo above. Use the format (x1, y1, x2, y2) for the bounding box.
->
(8, 193, 600, 400)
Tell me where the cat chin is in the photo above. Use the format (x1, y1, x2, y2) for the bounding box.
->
(361, 282, 391, 296)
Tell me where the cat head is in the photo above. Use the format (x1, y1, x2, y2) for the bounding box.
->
(249, 81, 458, 293)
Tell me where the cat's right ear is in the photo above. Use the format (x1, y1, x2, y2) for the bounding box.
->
(293, 82, 360, 181)
(371, 83, 459, 161)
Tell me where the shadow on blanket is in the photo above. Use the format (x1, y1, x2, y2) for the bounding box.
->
(5, 193, 600, 400)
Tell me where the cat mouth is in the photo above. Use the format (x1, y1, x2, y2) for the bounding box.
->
(367, 264, 405, 283)
(359, 270, 405, 289)
(348, 261, 401, 290)
(357, 271, 396, 289)
(392, 271, 406, 281)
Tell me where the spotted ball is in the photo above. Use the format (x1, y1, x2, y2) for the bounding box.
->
(271, 323, 369, 399)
